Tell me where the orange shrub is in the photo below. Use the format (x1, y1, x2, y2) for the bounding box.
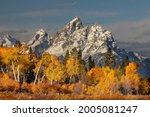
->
(31, 82, 61, 94)
(0, 74, 18, 92)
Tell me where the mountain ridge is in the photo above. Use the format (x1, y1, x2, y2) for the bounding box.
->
(0, 17, 149, 77)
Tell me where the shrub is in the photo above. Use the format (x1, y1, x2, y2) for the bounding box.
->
(0, 74, 18, 92)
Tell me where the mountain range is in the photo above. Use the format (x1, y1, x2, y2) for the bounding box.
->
(0, 17, 150, 78)
(0, 34, 17, 47)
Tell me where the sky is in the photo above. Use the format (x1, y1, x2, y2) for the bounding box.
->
(0, 0, 150, 57)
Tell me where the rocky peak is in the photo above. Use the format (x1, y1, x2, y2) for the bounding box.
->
(3, 34, 12, 40)
(0, 34, 17, 47)
(64, 16, 83, 35)
(61, 17, 83, 35)
(46, 18, 118, 62)
(33, 29, 48, 41)
(27, 29, 50, 56)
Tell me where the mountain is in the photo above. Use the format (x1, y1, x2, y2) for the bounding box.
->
(27, 29, 52, 56)
(0, 34, 17, 47)
(45, 17, 141, 67)
(26, 17, 150, 78)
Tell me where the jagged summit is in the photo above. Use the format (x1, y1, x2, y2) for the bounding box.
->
(0, 34, 17, 47)
(4, 34, 12, 40)
(26, 17, 150, 77)
(32, 29, 48, 41)
(65, 16, 83, 34)
(46, 17, 123, 67)
(27, 29, 50, 56)
(59, 17, 83, 37)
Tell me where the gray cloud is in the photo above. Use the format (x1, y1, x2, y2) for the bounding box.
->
(105, 19, 150, 57)
(0, 29, 28, 35)
(85, 11, 119, 18)
(18, 9, 68, 17)
(0, 27, 31, 42)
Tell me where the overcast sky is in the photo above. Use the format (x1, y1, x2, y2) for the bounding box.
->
(0, 0, 150, 57)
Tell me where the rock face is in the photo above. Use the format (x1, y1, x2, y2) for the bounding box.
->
(27, 17, 150, 77)
(0, 34, 17, 47)
(45, 17, 140, 67)
(27, 29, 52, 56)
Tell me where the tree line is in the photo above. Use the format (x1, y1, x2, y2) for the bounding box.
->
(0, 45, 149, 95)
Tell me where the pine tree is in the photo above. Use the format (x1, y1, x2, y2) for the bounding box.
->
(64, 50, 70, 65)
(70, 47, 78, 58)
(15, 40, 22, 48)
(120, 56, 130, 74)
(105, 48, 115, 69)
(88, 56, 95, 70)
(28, 47, 34, 60)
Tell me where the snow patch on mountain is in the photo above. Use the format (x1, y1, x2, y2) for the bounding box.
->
(45, 17, 132, 67)
(27, 29, 52, 56)
(0, 34, 17, 47)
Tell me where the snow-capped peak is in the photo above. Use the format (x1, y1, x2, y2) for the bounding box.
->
(64, 16, 83, 34)
(46, 17, 120, 66)
(3, 34, 12, 40)
(27, 29, 50, 56)
(0, 34, 17, 47)
(33, 29, 48, 40)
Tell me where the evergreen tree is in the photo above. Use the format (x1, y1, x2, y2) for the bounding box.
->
(88, 56, 95, 70)
(64, 50, 70, 65)
(77, 48, 85, 65)
(0, 42, 3, 47)
(120, 56, 130, 74)
(105, 48, 115, 69)
(70, 47, 78, 58)
(28, 47, 34, 60)
(15, 40, 22, 48)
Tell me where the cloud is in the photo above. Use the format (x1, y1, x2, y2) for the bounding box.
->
(0, 27, 31, 41)
(0, 29, 28, 35)
(85, 11, 119, 18)
(57, 0, 78, 9)
(106, 19, 150, 57)
(18, 9, 69, 17)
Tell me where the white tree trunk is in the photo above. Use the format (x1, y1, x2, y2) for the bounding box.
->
(0, 66, 5, 75)
(17, 65, 20, 82)
(34, 62, 42, 85)
(12, 61, 17, 81)
(41, 74, 45, 83)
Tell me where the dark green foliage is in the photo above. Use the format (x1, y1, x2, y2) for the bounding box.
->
(14, 40, 22, 48)
(70, 47, 78, 58)
(120, 56, 130, 74)
(78, 48, 85, 65)
(88, 55, 95, 70)
(28, 47, 34, 60)
(64, 50, 70, 65)
(105, 48, 115, 69)
(0, 42, 3, 47)
(24, 61, 35, 83)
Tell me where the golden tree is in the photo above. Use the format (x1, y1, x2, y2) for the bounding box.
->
(97, 67, 119, 95)
(66, 56, 80, 83)
(87, 67, 104, 85)
(45, 57, 66, 85)
(120, 62, 140, 94)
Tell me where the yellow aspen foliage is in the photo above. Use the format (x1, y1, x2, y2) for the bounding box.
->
(87, 67, 119, 95)
(87, 67, 104, 85)
(0, 47, 20, 64)
(120, 62, 140, 94)
(86, 86, 96, 95)
(140, 79, 150, 94)
(66, 56, 80, 79)
(34, 53, 54, 78)
(45, 56, 66, 83)
(97, 68, 119, 95)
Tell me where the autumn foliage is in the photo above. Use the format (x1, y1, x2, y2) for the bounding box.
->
(0, 47, 150, 99)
